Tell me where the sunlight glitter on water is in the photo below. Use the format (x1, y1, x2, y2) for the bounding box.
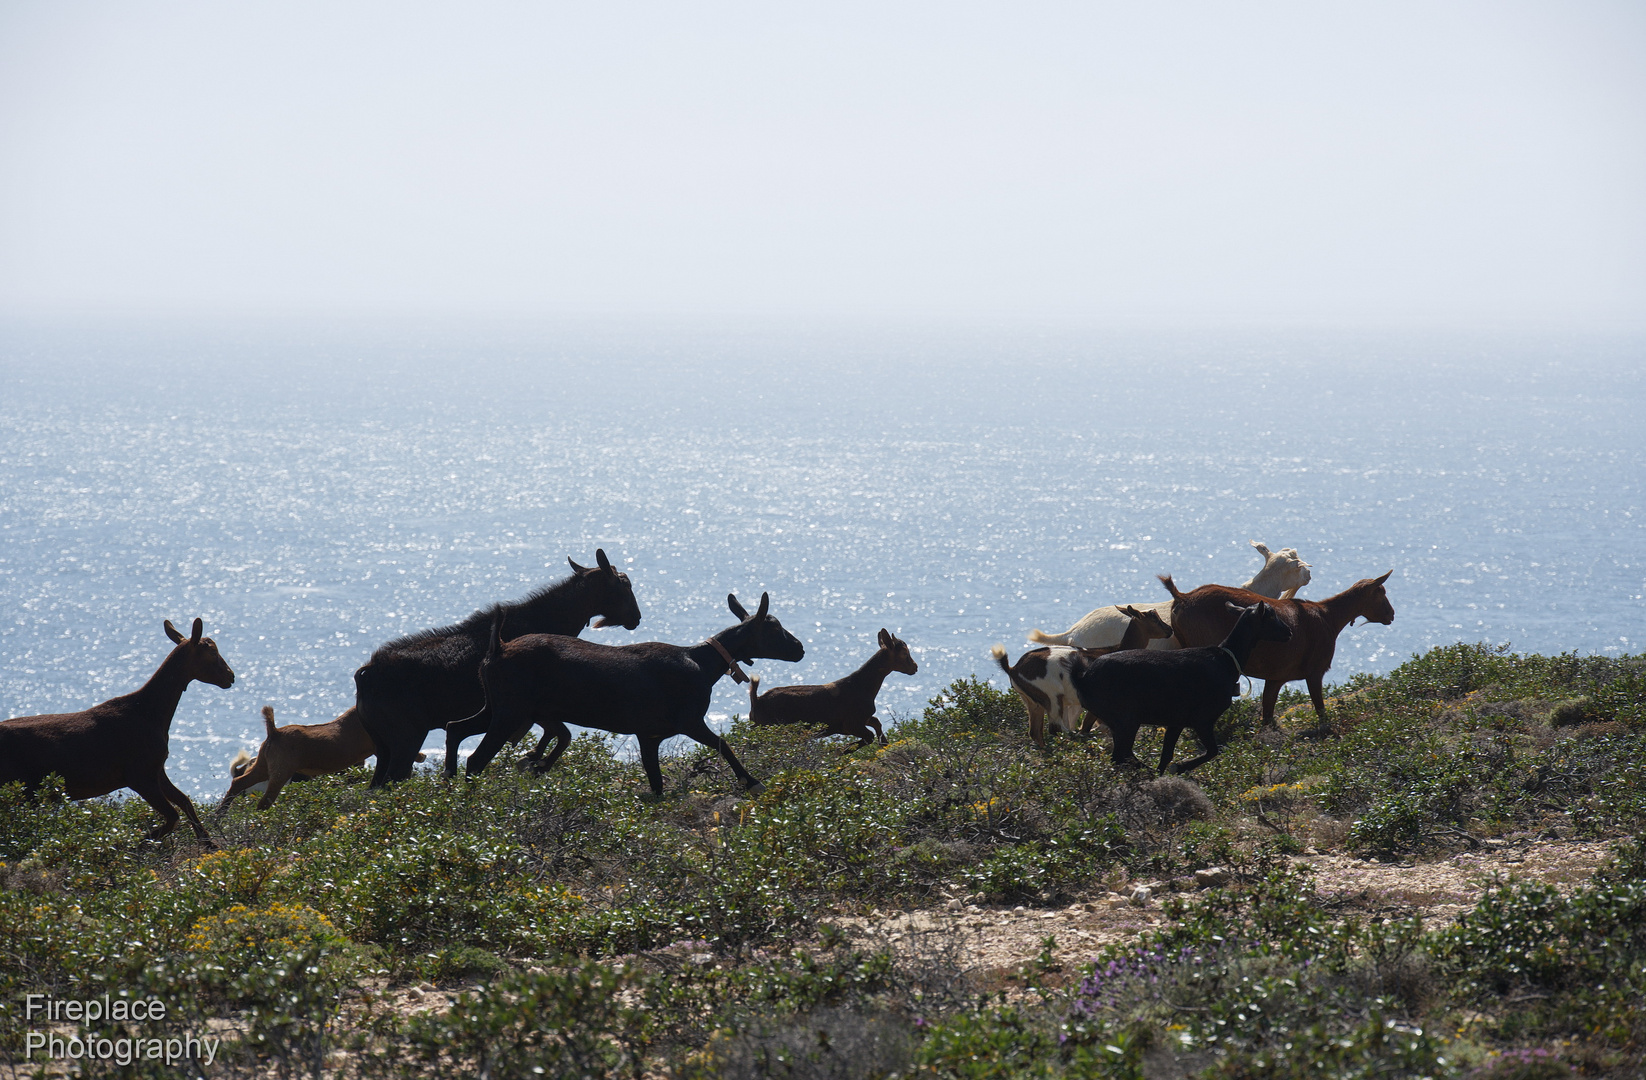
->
(2, 323, 1642, 796)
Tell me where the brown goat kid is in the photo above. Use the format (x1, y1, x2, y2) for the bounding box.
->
(0, 619, 233, 844)
(747, 629, 918, 750)
(218, 705, 391, 811)
(1161, 570, 1394, 733)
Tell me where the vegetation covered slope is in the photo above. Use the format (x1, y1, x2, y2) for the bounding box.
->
(2, 643, 1643, 1078)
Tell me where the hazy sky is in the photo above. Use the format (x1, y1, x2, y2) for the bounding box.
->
(2, 2, 1642, 327)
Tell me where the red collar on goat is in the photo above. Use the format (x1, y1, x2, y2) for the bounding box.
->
(708, 638, 750, 683)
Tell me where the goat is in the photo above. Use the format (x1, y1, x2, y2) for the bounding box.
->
(747, 629, 917, 751)
(356, 548, 642, 786)
(217, 706, 422, 811)
(449, 592, 804, 795)
(1027, 540, 1310, 650)
(1160, 569, 1394, 733)
(1069, 601, 1293, 773)
(991, 605, 1175, 748)
(0, 619, 233, 843)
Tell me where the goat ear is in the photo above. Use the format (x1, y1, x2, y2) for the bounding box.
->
(1117, 605, 1140, 618)
(755, 592, 770, 620)
(568, 556, 589, 574)
(190, 618, 203, 643)
(1251, 540, 1271, 557)
(1224, 600, 1247, 614)
(878, 628, 891, 647)
(727, 593, 750, 621)
(595, 548, 612, 571)
(164, 619, 185, 644)
(1374, 570, 1393, 585)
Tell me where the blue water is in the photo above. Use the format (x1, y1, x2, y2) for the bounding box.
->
(2, 320, 1642, 798)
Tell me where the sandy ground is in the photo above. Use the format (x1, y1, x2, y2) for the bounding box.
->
(841, 837, 1616, 978)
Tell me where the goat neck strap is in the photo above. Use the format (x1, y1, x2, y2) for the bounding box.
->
(1216, 646, 1244, 677)
(708, 638, 750, 684)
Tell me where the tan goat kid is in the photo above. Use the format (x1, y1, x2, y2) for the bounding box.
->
(216, 705, 414, 811)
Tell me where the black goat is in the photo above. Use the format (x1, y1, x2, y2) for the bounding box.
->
(450, 592, 804, 795)
(1070, 601, 1291, 773)
(356, 549, 641, 786)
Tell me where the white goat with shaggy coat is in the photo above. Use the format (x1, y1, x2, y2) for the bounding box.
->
(1028, 541, 1310, 651)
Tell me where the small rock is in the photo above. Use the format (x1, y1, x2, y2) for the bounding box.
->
(944, 898, 963, 911)
(1106, 895, 1130, 908)
(689, 952, 714, 966)
(405, 988, 423, 1001)
(1013, 905, 1026, 912)
(1194, 867, 1231, 888)
(416, 982, 435, 993)
(1303, 846, 1319, 856)
(527, 966, 547, 976)
(1130, 886, 1152, 906)
(1039, 911, 1057, 920)
(1484, 838, 1507, 848)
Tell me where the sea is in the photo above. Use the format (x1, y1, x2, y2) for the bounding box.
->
(2, 319, 1642, 798)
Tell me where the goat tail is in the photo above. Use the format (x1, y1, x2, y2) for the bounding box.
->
(748, 674, 761, 704)
(261, 705, 277, 739)
(1025, 627, 1070, 646)
(1157, 573, 1186, 600)
(230, 748, 254, 779)
(485, 607, 503, 665)
(991, 644, 1052, 710)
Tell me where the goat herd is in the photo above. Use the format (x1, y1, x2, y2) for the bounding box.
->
(0, 543, 1395, 846)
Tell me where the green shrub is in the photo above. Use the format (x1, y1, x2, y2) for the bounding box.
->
(395, 962, 650, 1079)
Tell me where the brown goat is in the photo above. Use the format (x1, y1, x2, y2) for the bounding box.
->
(1160, 570, 1394, 732)
(747, 629, 918, 750)
(0, 618, 233, 843)
(217, 705, 407, 811)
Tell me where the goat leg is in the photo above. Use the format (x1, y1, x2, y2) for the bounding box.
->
(444, 716, 487, 778)
(1259, 680, 1283, 729)
(524, 721, 573, 773)
(255, 773, 291, 811)
(1157, 725, 1184, 773)
(160, 772, 214, 844)
(1166, 721, 1221, 774)
(131, 776, 182, 842)
(680, 718, 763, 794)
(464, 725, 515, 777)
(1107, 722, 1144, 768)
(1298, 674, 1334, 738)
(638, 737, 666, 796)
(215, 755, 270, 815)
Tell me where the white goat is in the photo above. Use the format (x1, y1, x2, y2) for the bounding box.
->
(1027, 541, 1310, 651)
